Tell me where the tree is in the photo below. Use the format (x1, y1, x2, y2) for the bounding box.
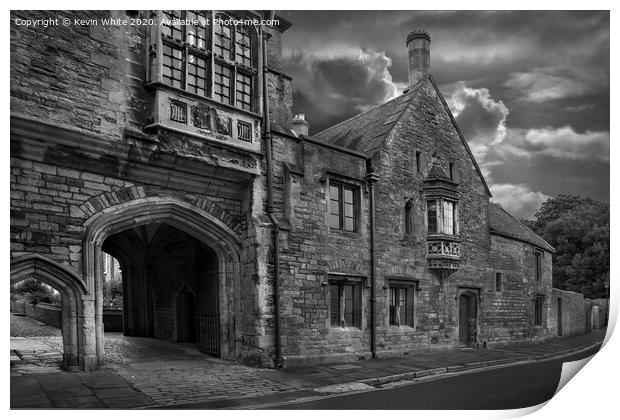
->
(525, 195, 609, 298)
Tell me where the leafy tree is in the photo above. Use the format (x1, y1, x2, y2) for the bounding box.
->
(11, 279, 57, 304)
(524, 195, 609, 298)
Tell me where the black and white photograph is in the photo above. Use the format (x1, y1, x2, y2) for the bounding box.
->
(8, 6, 613, 413)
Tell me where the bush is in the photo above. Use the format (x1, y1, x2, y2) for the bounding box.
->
(12, 279, 50, 295)
(11, 279, 57, 305)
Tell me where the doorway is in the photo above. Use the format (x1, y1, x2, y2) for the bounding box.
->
(459, 292, 478, 347)
(176, 286, 197, 343)
(102, 222, 221, 359)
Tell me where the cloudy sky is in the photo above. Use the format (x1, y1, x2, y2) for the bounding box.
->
(281, 11, 610, 219)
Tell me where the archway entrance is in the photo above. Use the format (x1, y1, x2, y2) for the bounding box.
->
(84, 198, 242, 367)
(10, 255, 91, 370)
(102, 222, 221, 358)
(458, 292, 478, 347)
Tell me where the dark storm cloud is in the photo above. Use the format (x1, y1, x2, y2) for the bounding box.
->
(286, 48, 402, 135)
(282, 10, 609, 217)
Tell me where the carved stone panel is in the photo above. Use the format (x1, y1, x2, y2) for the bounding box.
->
(169, 99, 187, 124)
(215, 113, 232, 136)
(191, 105, 211, 130)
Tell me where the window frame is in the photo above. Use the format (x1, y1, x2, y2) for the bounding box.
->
(388, 284, 416, 328)
(533, 250, 543, 282)
(328, 276, 363, 329)
(404, 199, 414, 236)
(495, 272, 503, 292)
(158, 10, 258, 113)
(328, 181, 360, 233)
(426, 198, 459, 236)
(534, 294, 544, 326)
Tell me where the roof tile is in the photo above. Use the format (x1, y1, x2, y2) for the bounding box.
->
(489, 203, 555, 252)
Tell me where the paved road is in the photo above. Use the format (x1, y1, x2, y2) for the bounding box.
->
(271, 347, 599, 410)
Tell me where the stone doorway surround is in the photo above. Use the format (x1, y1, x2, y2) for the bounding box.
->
(10, 254, 94, 370)
(82, 196, 243, 368)
(457, 287, 480, 347)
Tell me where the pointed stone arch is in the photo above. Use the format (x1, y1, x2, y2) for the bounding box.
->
(82, 196, 243, 366)
(10, 254, 95, 370)
(75, 187, 243, 235)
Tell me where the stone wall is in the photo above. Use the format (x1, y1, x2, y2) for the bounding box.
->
(587, 298, 608, 330)
(11, 10, 150, 141)
(267, 78, 560, 366)
(272, 135, 373, 364)
(10, 9, 286, 368)
(19, 302, 62, 329)
(486, 235, 553, 345)
(550, 288, 587, 336)
(372, 80, 495, 354)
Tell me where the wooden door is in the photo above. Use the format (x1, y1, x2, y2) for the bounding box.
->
(459, 293, 477, 346)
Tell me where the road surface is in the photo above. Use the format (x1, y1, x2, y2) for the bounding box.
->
(272, 347, 598, 410)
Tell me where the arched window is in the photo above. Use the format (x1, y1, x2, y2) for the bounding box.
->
(405, 199, 414, 236)
(159, 11, 257, 112)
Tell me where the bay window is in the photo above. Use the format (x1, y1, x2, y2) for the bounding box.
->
(427, 199, 458, 235)
(157, 10, 257, 112)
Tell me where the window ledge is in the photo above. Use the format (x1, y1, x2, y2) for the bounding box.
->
(328, 229, 363, 238)
(388, 325, 415, 332)
(329, 327, 363, 333)
(426, 234, 461, 242)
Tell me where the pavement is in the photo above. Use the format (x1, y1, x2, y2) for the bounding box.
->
(10, 312, 607, 409)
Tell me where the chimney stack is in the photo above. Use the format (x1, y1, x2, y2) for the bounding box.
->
(292, 114, 309, 136)
(406, 30, 431, 88)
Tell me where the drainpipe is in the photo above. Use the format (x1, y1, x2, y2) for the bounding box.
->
(262, 26, 283, 368)
(366, 160, 379, 358)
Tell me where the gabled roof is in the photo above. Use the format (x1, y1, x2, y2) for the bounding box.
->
(313, 75, 492, 196)
(313, 80, 425, 156)
(489, 203, 555, 253)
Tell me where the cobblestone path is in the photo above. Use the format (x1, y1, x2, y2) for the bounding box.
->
(11, 314, 301, 406)
(104, 334, 302, 406)
(10, 313, 64, 375)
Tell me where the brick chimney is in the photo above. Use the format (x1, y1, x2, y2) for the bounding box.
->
(292, 114, 309, 136)
(406, 30, 431, 88)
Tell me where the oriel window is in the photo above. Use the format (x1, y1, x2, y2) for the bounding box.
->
(156, 11, 257, 113)
(427, 199, 458, 236)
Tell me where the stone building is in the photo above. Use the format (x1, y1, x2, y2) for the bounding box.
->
(10, 11, 557, 371)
